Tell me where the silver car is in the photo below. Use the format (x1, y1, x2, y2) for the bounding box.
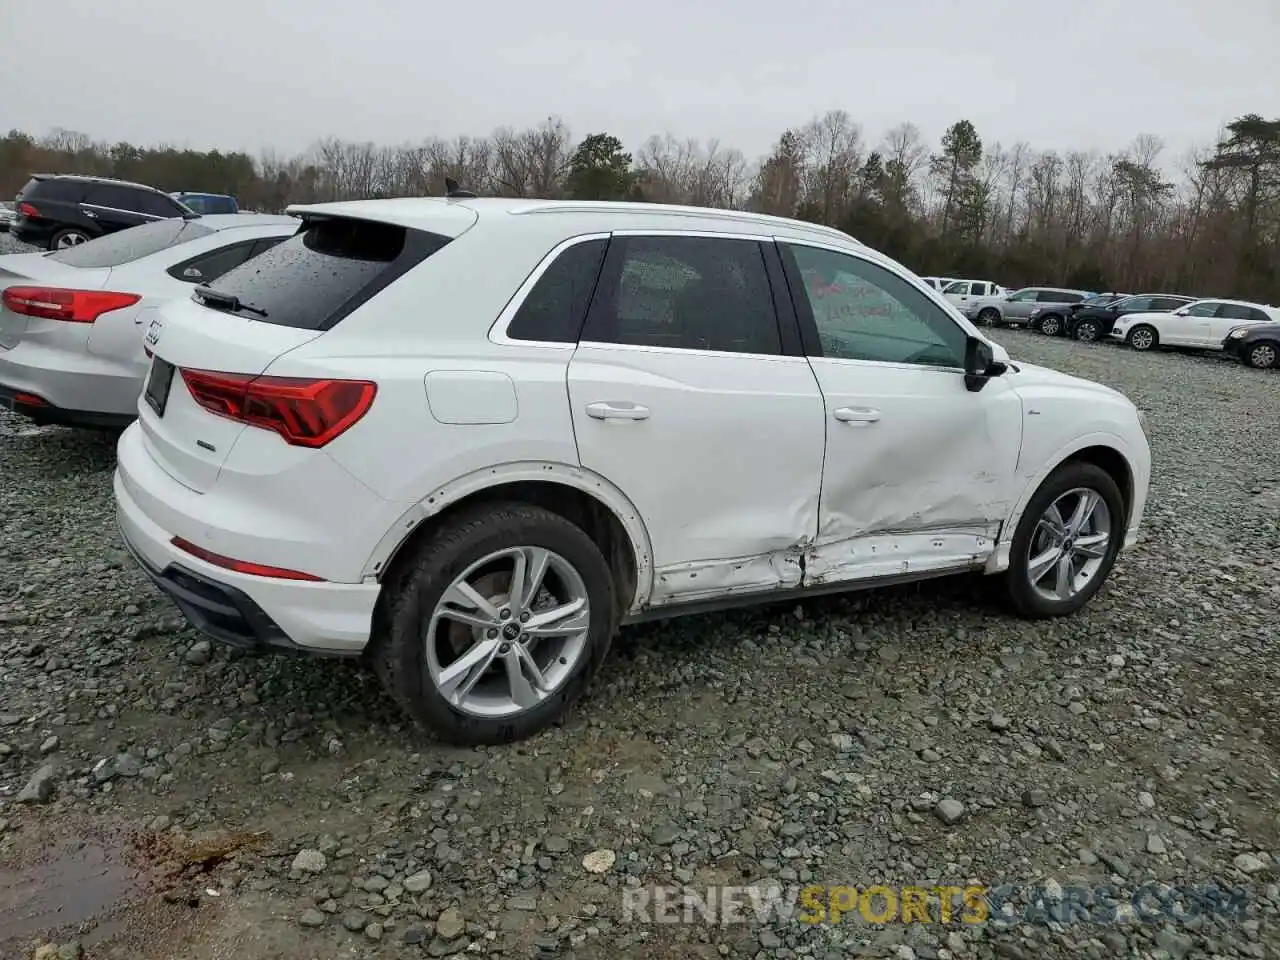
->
(964, 287, 1092, 328)
(0, 214, 298, 428)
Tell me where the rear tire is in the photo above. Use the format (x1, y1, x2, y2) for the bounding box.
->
(48, 227, 91, 251)
(1039, 314, 1063, 336)
(1074, 319, 1102, 343)
(1127, 324, 1158, 351)
(372, 502, 617, 745)
(1003, 462, 1125, 619)
(977, 308, 1000, 326)
(1245, 340, 1278, 369)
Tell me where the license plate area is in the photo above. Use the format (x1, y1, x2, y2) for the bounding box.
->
(145, 358, 175, 417)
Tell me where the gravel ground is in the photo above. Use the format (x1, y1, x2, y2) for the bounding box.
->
(1, 239, 1278, 958)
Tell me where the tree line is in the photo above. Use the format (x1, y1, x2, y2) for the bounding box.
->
(2, 113, 1278, 302)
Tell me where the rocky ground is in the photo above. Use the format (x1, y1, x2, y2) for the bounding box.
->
(0, 260, 1277, 957)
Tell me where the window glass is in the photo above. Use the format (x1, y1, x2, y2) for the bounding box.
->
(134, 191, 186, 218)
(47, 218, 214, 267)
(582, 236, 781, 355)
(1117, 296, 1156, 312)
(1008, 289, 1038, 302)
(508, 239, 607, 342)
(86, 184, 148, 211)
(942, 281, 969, 295)
(197, 217, 450, 330)
(23, 178, 85, 202)
(786, 244, 966, 368)
(1036, 290, 1066, 303)
(1185, 301, 1220, 317)
(248, 236, 288, 258)
(167, 241, 256, 284)
(1217, 303, 1256, 321)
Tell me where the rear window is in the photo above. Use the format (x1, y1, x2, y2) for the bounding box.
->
(20, 177, 85, 202)
(47, 219, 215, 267)
(196, 216, 450, 330)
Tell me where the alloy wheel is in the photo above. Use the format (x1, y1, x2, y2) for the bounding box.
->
(1129, 328, 1155, 351)
(1026, 488, 1112, 603)
(1248, 342, 1277, 369)
(56, 232, 87, 248)
(1076, 322, 1100, 343)
(425, 546, 592, 718)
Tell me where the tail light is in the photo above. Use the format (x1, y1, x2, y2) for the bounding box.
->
(16, 202, 39, 218)
(170, 536, 324, 581)
(2, 287, 141, 323)
(178, 368, 376, 448)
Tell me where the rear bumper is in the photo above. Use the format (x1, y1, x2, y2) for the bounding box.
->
(11, 223, 54, 247)
(113, 424, 379, 656)
(0, 382, 134, 430)
(0, 339, 143, 419)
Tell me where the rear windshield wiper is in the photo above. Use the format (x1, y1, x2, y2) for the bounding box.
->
(194, 285, 269, 319)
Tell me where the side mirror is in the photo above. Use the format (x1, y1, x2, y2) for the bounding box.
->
(964, 336, 1006, 392)
(1173, 308, 1188, 316)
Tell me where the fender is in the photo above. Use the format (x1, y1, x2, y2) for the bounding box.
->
(360, 460, 656, 613)
(983, 430, 1147, 575)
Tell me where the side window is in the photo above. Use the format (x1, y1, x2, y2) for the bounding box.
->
(1248, 308, 1270, 324)
(1186, 301, 1219, 317)
(167, 241, 256, 284)
(134, 191, 185, 218)
(1120, 296, 1155, 312)
(1216, 303, 1255, 321)
(784, 243, 966, 368)
(1036, 290, 1064, 303)
(86, 184, 142, 211)
(1009, 289, 1038, 302)
(942, 281, 969, 295)
(507, 238, 608, 343)
(1059, 292, 1084, 303)
(1152, 297, 1186, 311)
(582, 236, 781, 355)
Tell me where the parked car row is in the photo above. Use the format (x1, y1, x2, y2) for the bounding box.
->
(941, 280, 1280, 369)
(1, 198, 1154, 745)
(9, 173, 241, 251)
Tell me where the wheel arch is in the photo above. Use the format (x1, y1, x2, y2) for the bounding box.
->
(986, 434, 1141, 574)
(365, 462, 654, 623)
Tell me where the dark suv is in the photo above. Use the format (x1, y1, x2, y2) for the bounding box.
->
(1066, 293, 1195, 342)
(12, 174, 195, 251)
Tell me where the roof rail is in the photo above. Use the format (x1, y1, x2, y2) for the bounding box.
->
(509, 200, 858, 243)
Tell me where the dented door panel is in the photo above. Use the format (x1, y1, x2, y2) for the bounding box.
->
(806, 358, 1023, 584)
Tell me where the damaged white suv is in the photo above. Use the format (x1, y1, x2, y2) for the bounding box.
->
(113, 198, 1152, 745)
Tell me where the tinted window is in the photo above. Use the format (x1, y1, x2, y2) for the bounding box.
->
(47, 218, 215, 267)
(1118, 296, 1156, 312)
(1150, 297, 1187, 311)
(167, 241, 257, 284)
(1186, 301, 1220, 317)
(786, 244, 966, 368)
(508, 238, 607, 343)
(23, 178, 85, 202)
(1059, 292, 1084, 303)
(134, 191, 185, 218)
(249, 236, 288, 258)
(1008, 289, 1039, 302)
(1217, 303, 1257, 321)
(582, 236, 781, 355)
(197, 216, 450, 330)
(85, 184, 150, 211)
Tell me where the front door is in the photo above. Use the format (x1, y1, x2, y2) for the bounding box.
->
(1001, 289, 1040, 324)
(567, 233, 827, 607)
(777, 241, 1024, 583)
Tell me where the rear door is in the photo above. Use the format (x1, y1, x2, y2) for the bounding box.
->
(1163, 300, 1218, 344)
(1209, 303, 1268, 346)
(83, 184, 153, 235)
(566, 231, 826, 606)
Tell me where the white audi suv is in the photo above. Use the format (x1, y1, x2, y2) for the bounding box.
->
(113, 198, 1153, 744)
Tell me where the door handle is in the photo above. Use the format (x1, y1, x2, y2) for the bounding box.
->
(833, 406, 880, 424)
(585, 401, 650, 421)
(82, 209, 98, 219)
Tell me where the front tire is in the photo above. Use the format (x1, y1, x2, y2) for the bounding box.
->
(1003, 462, 1125, 619)
(1039, 314, 1063, 336)
(977, 308, 1000, 326)
(1246, 340, 1278, 369)
(1127, 324, 1158, 351)
(372, 502, 617, 745)
(1074, 319, 1102, 343)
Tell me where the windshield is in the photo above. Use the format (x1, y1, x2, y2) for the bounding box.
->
(47, 219, 215, 267)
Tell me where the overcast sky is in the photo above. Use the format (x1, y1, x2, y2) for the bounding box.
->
(3, 0, 1278, 164)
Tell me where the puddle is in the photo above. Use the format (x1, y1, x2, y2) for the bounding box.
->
(0, 840, 147, 944)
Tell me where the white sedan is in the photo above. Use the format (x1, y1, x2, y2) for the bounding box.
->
(1111, 298, 1280, 352)
(0, 214, 298, 427)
